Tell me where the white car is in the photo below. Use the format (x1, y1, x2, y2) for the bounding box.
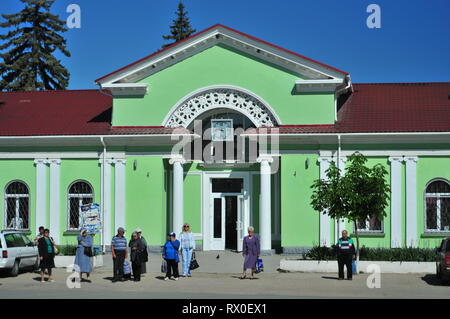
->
(0, 230, 39, 276)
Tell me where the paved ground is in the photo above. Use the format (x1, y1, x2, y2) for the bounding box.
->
(0, 251, 448, 299)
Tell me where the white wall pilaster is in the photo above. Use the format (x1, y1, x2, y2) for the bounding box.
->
(257, 156, 273, 252)
(49, 159, 61, 243)
(318, 157, 332, 247)
(34, 159, 48, 235)
(100, 159, 113, 243)
(114, 159, 126, 232)
(336, 157, 347, 241)
(389, 157, 403, 248)
(405, 156, 418, 247)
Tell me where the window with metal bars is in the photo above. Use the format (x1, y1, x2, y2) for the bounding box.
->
(4, 181, 29, 230)
(356, 215, 383, 233)
(425, 179, 450, 232)
(67, 181, 94, 231)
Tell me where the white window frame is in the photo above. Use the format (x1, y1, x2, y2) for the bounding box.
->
(424, 179, 450, 233)
(4, 180, 30, 231)
(67, 180, 94, 231)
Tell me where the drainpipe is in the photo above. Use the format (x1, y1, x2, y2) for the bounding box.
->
(336, 134, 342, 244)
(100, 136, 106, 253)
(334, 75, 353, 122)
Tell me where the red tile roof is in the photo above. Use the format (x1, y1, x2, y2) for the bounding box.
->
(0, 90, 190, 136)
(245, 82, 450, 134)
(0, 82, 449, 137)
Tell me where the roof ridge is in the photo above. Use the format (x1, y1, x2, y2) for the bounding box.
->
(0, 89, 101, 95)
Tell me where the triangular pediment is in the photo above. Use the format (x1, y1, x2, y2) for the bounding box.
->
(95, 24, 348, 87)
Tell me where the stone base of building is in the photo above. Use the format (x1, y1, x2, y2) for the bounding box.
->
(282, 246, 312, 255)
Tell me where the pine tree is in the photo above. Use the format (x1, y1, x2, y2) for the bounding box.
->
(162, 1, 196, 48)
(0, 0, 70, 91)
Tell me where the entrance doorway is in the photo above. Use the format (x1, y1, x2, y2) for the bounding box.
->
(210, 178, 245, 251)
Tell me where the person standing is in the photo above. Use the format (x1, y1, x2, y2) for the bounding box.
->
(336, 230, 356, 280)
(37, 229, 56, 283)
(74, 229, 93, 282)
(241, 226, 260, 280)
(135, 228, 148, 275)
(34, 226, 45, 245)
(129, 231, 145, 282)
(111, 227, 128, 282)
(179, 223, 195, 277)
(162, 232, 180, 281)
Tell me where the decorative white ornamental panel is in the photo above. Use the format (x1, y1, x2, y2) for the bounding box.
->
(165, 88, 278, 128)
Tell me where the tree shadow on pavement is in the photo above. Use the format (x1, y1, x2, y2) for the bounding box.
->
(421, 274, 449, 286)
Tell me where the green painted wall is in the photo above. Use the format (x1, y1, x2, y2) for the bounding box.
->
(184, 174, 202, 234)
(281, 154, 320, 247)
(59, 159, 101, 245)
(125, 156, 167, 246)
(112, 44, 335, 127)
(0, 160, 36, 232)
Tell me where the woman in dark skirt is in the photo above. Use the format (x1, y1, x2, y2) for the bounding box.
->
(241, 226, 260, 280)
(37, 229, 56, 282)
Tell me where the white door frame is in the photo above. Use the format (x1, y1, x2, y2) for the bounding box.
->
(202, 171, 250, 251)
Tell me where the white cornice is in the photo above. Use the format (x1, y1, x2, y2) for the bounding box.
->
(295, 79, 344, 93)
(101, 83, 148, 97)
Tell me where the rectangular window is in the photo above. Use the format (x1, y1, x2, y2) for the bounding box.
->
(211, 119, 233, 141)
(356, 216, 383, 233)
(4, 234, 16, 248)
(213, 198, 222, 239)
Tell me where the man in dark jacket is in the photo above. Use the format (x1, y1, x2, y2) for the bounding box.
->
(336, 230, 356, 280)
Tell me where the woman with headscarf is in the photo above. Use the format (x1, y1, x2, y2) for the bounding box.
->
(241, 226, 260, 280)
(135, 228, 148, 274)
(129, 231, 145, 281)
(74, 229, 93, 282)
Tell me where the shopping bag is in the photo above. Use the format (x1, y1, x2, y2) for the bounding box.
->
(189, 252, 199, 270)
(352, 260, 357, 274)
(123, 260, 131, 275)
(161, 259, 167, 273)
(255, 258, 264, 273)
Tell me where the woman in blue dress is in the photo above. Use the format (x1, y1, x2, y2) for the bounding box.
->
(74, 229, 93, 282)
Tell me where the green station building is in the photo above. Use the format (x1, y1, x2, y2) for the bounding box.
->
(0, 25, 449, 253)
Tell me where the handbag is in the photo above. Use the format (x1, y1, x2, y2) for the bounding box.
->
(84, 246, 93, 257)
(255, 258, 264, 273)
(53, 246, 59, 255)
(161, 259, 167, 273)
(189, 252, 199, 270)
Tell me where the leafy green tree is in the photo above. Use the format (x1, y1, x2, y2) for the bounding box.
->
(162, 1, 196, 48)
(310, 152, 390, 264)
(0, 0, 70, 91)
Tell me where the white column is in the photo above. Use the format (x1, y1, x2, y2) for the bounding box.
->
(34, 159, 48, 235)
(318, 157, 332, 246)
(49, 159, 61, 244)
(170, 157, 185, 234)
(405, 156, 418, 247)
(258, 156, 273, 252)
(389, 157, 403, 248)
(114, 159, 126, 232)
(100, 159, 113, 244)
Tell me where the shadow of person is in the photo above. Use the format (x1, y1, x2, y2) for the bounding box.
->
(155, 276, 167, 280)
(321, 276, 340, 280)
(103, 276, 114, 282)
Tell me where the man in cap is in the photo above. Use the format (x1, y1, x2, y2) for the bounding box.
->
(162, 232, 180, 281)
(111, 227, 128, 282)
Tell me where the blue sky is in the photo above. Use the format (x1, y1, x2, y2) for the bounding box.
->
(1, 0, 449, 89)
